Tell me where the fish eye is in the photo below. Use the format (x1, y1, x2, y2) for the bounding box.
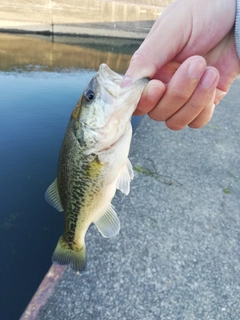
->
(84, 90, 95, 102)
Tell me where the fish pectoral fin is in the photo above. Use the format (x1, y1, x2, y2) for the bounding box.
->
(116, 158, 134, 195)
(94, 205, 120, 238)
(45, 179, 64, 212)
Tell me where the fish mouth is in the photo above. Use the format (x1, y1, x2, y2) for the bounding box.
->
(98, 64, 123, 86)
(97, 64, 123, 99)
(96, 63, 149, 134)
(98, 63, 149, 89)
(98, 63, 149, 111)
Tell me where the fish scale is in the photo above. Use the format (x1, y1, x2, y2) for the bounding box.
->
(45, 63, 149, 272)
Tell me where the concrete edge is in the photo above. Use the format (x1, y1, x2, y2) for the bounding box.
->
(20, 265, 66, 320)
(0, 25, 149, 40)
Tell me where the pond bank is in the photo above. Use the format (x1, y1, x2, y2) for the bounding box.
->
(0, 0, 173, 38)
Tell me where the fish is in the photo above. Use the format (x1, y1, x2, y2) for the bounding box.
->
(45, 63, 149, 272)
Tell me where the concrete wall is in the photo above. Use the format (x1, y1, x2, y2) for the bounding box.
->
(0, 0, 172, 38)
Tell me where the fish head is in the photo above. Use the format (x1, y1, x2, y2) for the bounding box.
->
(74, 64, 149, 153)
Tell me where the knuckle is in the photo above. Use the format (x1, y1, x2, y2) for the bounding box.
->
(170, 88, 190, 104)
(188, 105, 215, 129)
(189, 91, 215, 113)
(130, 51, 145, 64)
(148, 109, 166, 122)
(166, 119, 185, 131)
(130, 44, 152, 65)
(188, 122, 203, 129)
(188, 99, 205, 112)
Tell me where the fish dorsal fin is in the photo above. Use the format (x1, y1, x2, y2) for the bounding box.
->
(116, 158, 134, 195)
(45, 179, 64, 212)
(94, 205, 120, 238)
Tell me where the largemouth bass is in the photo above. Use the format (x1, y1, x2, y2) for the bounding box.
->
(45, 64, 148, 272)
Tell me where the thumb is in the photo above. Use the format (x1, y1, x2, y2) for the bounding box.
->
(120, 29, 183, 88)
(121, 1, 192, 88)
(121, 40, 161, 88)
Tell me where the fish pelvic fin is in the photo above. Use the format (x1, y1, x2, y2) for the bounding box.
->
(94, 205, 120, 238)
(116, 158, 134, 195)
(52, 236, 87, 273)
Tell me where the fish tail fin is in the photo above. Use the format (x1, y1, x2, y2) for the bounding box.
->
(52, 236, 87, 273)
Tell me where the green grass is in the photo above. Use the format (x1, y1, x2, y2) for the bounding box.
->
(133, 160, 182, 187)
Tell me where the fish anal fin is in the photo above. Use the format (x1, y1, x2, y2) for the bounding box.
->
(45, 179, 64, 212)
(52, 236, 87, 273)
(116, 158, 134, 195)
(94, 205, 120, 238)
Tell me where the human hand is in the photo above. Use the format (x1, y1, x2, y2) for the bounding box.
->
(121, 0, 240, 130)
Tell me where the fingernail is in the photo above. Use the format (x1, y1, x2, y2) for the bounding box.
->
(147, 86, 158, 101)
(120, 75, 132, 88)
(200, 69, 218, 89)
(188, 60, 205, 79)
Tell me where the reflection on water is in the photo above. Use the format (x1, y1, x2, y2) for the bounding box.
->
(0, 33, 142, 73)
(0, 33, 142, 320)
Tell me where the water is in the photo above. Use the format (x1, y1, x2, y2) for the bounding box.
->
(0, 33, 142, 320)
